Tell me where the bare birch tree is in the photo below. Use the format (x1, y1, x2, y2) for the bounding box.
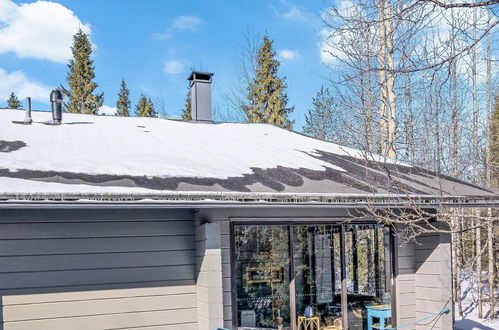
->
(320, 0, 498, 321)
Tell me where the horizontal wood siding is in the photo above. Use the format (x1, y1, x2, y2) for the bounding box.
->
(0, 208, 197, 330)
(414, 232, 453, 330)
(195, 222, 223, 330)
(219, 220, 232, 329)
(395, 237, 416, 329)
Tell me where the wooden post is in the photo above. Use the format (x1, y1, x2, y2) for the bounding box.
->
(352, 230, 359, 293)
(341, 225, 349, 329)
(310, 228, 317, 305)
(331, 229, 337, 293)
(374, 228, 381, 297)
(289, 226, 297, 330)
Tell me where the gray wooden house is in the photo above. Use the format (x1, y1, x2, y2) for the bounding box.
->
(0, 73, 497, 330)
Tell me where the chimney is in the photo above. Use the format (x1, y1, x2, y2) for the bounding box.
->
(188, 71, 214, 122)
(50, 89, 63, 124)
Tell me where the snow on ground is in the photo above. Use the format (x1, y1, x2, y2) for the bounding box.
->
(454, 271, 499, 330)
(0, 109, 396, 179)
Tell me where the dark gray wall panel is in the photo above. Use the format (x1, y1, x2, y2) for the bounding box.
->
(0, 208, 197, 330)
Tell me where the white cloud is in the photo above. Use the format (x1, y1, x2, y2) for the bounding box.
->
(0, 68, 52, 103)
(318, 1, 370, 66)
(283, 7, 305, 20)
(98, 105, 116, 116)
(413, 8, 496, 84)
(278, 49, 300, 60)
(163, 60, 185, 75)
(172, 16, 205, 31)
(269, 2, 306, 20)
(153, 15, 205, 40)
(336, 0, 357, 19)
(319, 29, 338, 64)
(0, 0, 91, 63)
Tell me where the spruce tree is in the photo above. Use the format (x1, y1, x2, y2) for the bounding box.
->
(136, 94, 157, 117)
(7, 92, 22, 109)
(135, 95, 146, 117)
(181, 89, 192, 120)
(242, 35, 294, 129)
(146, 97, 156, 117)
(303, 86, 335, 141)
(116, 79, 131, 116)
(60, 29, 103, 114)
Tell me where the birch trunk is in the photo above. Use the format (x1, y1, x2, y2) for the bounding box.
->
(384, 0, 396, 160)
(365, 69, 374, 152)
(435, 87, 441, 173)
(404, 71, 414, 164)
(452, 215, 463, 317)
(451, 6, 459, 179)
(448, 10, 464, 315)
(485, 11, 495, 320)
(472, 8, 483, 318)
(476, 212, 483, 319)
(472, 9, 479, 179)
(377, 0, 388, 156)
(487, 209, 495, 319)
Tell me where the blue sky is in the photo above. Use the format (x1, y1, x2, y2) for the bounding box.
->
(0, 0, 333, 130)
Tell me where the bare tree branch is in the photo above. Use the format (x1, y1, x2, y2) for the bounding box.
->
(421, 0, 499, 9)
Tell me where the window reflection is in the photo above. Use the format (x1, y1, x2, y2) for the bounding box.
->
(233, 224, 392, 330)
(293, 225, 343, 329)
(234, 225, 291, 329)
(346, 225, 392, 329)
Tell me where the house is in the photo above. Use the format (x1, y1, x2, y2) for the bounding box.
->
(0, 72, 497, 330)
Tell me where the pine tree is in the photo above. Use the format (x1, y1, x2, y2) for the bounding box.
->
(181, 89, 192, 120)
(7, 92, 22, 109)
(116, 79, 131, 116)
(242, 35, 294, 129)
(60, 29, 103, 114)
(135, 94, 157, 117)
(303, 86, 335, 141)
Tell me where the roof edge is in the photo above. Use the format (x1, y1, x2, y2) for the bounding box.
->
(0, 192, 497, 208)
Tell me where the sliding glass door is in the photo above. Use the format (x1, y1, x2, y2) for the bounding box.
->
(232, 223, 393, 330)
(293, 225, 343, 328)
(345, 225, 392, 329)
(234, 225, 291, 329)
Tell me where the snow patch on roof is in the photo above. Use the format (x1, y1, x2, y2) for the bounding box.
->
(0, 177, 155, 194)
(0, 109, 383, 179)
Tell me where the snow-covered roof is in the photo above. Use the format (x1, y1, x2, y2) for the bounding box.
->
(1, 109, 497, 204)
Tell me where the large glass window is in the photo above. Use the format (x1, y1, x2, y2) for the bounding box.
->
(345, 225, 392, 329)
(233, 223, 392, 330)
(234, 225, 291, 329)
(293, 225, 343, 329)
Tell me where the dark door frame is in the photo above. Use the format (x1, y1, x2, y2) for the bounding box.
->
(229, 219, 396, 330)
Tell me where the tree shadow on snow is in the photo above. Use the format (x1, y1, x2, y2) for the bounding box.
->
(454, 319, 496, 330)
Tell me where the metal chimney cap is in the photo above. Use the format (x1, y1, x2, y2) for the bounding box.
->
(50, 89, 63, 102)
(187, 71, 214, 82)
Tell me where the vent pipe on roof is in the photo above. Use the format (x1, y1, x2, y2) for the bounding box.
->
(24, 97, 32, 124)
(50, 89, 62, 125)
(188, 71, 213, 122)
(12, 97, 33, 125)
